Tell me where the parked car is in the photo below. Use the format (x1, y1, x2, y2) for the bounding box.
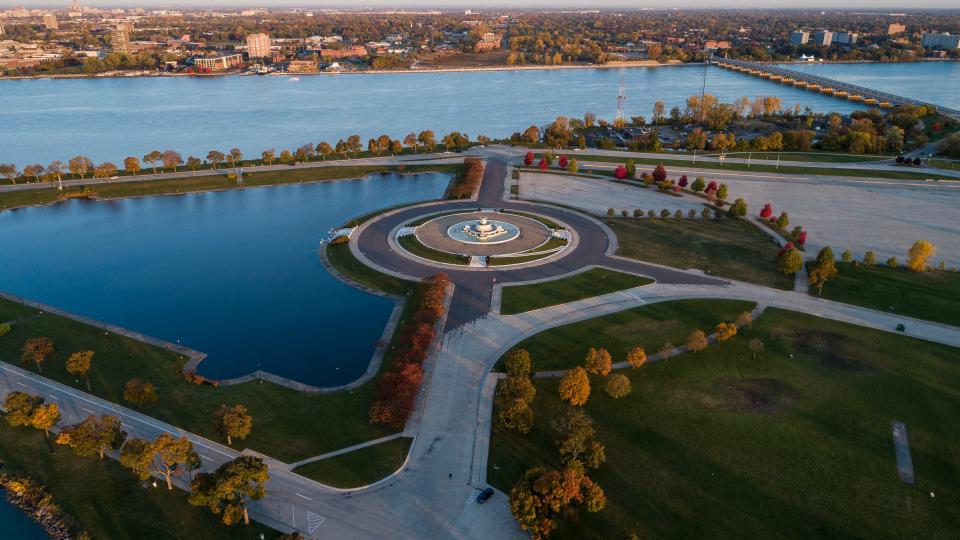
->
(477, 487, 494, 504)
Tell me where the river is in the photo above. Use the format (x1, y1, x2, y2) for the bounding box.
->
(3, 61, 954, 166)
(0, 172, 449, 386)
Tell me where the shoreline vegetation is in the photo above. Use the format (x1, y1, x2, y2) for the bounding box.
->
(2, 58, 956, 81)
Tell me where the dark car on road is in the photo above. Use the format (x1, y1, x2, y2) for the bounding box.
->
(477, 487, 494, 504)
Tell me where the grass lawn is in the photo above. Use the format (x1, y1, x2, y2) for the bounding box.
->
(720, 151, 889, 163)
(0, 295, 404, 463)
(398, 235, 469, 265)
(489, 308, 960, 539)
(326, 241, 416, 296)
(817, 263, 960, 327)
(561, 153, 953, 180)
(499, 268, 653, 315)
(292, 437, 413, 489)
(929, 158, 960, 172)
(0, 425, 279, 539)
(501, 299, 754, 370)
(608, 217, 794, 290)
(488, 252, 554, 267)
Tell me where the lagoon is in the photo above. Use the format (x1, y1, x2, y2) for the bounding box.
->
(0, 172, 449, 386)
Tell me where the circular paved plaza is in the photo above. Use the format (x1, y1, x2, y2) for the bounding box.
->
(413, 211, 553, 257)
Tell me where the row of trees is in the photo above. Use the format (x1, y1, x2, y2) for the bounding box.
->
(449, 157, 484, 199)
(369, 273, 448, 427)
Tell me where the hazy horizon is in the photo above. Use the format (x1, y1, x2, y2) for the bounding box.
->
(5, 2, 960, 11)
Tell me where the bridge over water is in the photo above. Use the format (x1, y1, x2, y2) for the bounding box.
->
(711, 58, 960, 121)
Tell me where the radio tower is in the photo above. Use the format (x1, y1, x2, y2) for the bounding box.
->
(615, 69, 627, 128)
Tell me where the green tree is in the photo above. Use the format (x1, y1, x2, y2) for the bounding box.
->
(3, 391, 44, 427)
(21, 336, 54, 373)
(55, 414, 126, 459)
(776, 211, 790, 229)
(150, 433, 196, 490)
(887, 256, 899, 268)
(603, 373, 631, 398)
(66, 350, 94, 391)
(505, 349, 532, 378)
(778, 248, 804, 275)
(863, 251, 877, 265)
(691, 177, 706, 192)
(215, 404, 253, 446)
(726, 198, 747, 218)
(498, 398, 534, 434)
(120, 437, 153, 480)
(188, 456, 268, 526)
(123, 379, 157, 409)
(498, 377, 537, 404)
(716, 183, 728, 200)
(809, 248, 839, 296)
(841, 249, 853, 263)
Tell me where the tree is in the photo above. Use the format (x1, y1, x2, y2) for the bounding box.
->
(809, 247, 839, 296)
(613, 164, 627, 179)
(887, 256, 899, 268)
(279, 149, 293, 163)
(68, 156, 93, 178)
(815, 246, 835, 265)
(778, 247, 804, 275)
(123, 156, 140, 175)
(776, 211, 790, 230)
(0, 163, 19, 184)
(716, 183, 729, 200)
(685, 329, 708, 352)
(207, 150, 225, 169)
(149, 433, 196, 490)
(841, 249, 853, 263)
(567, 158, 578, 173)
(558, 155, 569, 169)
(735, 311, 753, 329)
(119, 438, 153, 480)
(47, 161, 65, 187)
(748, 338, 764, 359)
(31, 403, 60, 437)
(21, 337, 54, 373)
(143, 150, 163, 173)
(523, 151, 534, 166)
(93, 162, 118, 178)
(404, 132, 418, 154)
(186, 156, 202, 171)
(652, 100, 665, 123)
(715, 322, 737, 342)
(509, 465, 604, 539)
(3, 391, 44, 427)
(499, 377, 537, 404)
(123, 379, 157, 409)
(584, 347, 612, 376)
(317, 142, 334, 161)
(188, 456, 268, 526)
(551, 408, 596, 463)
(55, 414, 126, 459)
(215, 404, 253, 446)
(66, 350, 94, 391)
(499, 398, 534, 434)
(505, 349, 532, 378)
(418, 130, 436, 152)
(759, 202, 774, 219)
(23, 164, 44, 182)
(558, 367, 590, 406)
(727, 198, 747, 218)
(522, 125, 540, 145)
(161, 150, 183, 171)
(626, 346, 647, 368)
(907, 240, 936, 272)
(603, 374, 631, 398)
(691, 177, 706, 192)
(863, 251, 877, 265)
(346, 135, 362, 157)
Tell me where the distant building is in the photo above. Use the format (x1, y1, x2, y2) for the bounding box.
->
(920, 32, 960, 49)
(887, 23, 906, 35)
(318, 46, 367, 59)
(813, 30, 833, 46)
(790, 31, 809, 45)
(704, 40, 731, 50)
(194, 54, 243, 72)
(475, 32, 502, 52)
(111, 23, 130, 53)
(43, 13, 58, 31)
(247, 33, 271, 58)
(286, 60, 318, 73)
(833, 32, 858, 45)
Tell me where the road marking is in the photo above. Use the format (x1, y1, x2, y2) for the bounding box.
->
(200, 454, 213, 461)
(81, 407, 95, 414)
(16, 381, 27, 387)
(296, 492, 311, 500)
(307, 511, 326, 533)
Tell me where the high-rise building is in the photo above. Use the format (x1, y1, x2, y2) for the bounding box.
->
(43, 13, 59, 30)
(247, 33, 271, 58)
(888, 23, 906, 35)
(834, 31, 857, 45)
(813, 30, 833, 46)
(790, 31, 809, 45)
(921, 32, 960, 49)
(111, 23, 131, 53)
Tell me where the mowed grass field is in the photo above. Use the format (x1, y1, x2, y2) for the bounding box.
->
(501, 299, 754, 371)
(293, 437, 413, 489)
(608, 218, 794, 289)
(0, 425, 279, 539)
(489, 307, 960, 539)
(499, 268, 653, 315)
(817, 263, 960, 327)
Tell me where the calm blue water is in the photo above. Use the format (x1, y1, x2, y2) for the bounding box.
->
(0, 498, 48, 540)
(0, 63, 912, 166)
(0, 172, 448, 385)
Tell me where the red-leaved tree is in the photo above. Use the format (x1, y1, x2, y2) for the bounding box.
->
(678, 175, 688, 188)
(558, 155, 569, 168)
(653, 164, 667, 182)
(760, 202, 774, 219)
(614, 165, 628, 179)
(524, 151, 534, 166)
(538, 157, 548, 170)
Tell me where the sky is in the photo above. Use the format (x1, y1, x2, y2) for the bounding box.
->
(7, 1, 960, 9)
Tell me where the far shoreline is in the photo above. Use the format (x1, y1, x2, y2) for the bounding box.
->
(1, 57, 955, 81)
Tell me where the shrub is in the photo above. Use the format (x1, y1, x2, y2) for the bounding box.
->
(633, 208, 643, 217)
(727, 198, 747, 218)
(505, 349, 532, 378)
(614, 164, 628, 179)
(691, 177, 706, 192)
(524, 151, 534, 166)
(607, 208, 616, 217)
(498, 377, 537, 404)
(660, 209, 671, 218)
(626, 346, 647, 368)
(701, 207, 711, 219)
(678, 175, 689, 188)
(0, 323, 10, 337)
(776, 211, 790, 229)
(603, 374, 632, 399)
(716, 183, 728, 200)
(688, 208, 697, 219)
(674, 209, 683, 219)
(715, 322, 737, 342)
(647, 209, 656, 218)
(778, 247, 804, 275)
(841, 249, 853, 263)
(621, 210, 629, 217)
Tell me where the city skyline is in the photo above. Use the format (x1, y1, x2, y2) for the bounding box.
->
(5, 2, 960, 10)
